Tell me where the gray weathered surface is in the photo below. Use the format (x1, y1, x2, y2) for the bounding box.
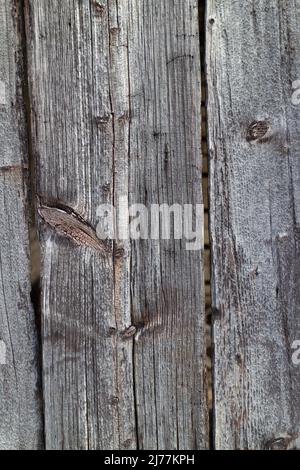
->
(0, 0, 43, 449)
(26, 0, 208, 449)
(128, 0, 208, 449)
(207, 0, 300, 450)
(26, 0, 135, 450)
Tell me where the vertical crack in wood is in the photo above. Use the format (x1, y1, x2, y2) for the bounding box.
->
(106, 2, 120, 447)
(107, 1, 138, 449)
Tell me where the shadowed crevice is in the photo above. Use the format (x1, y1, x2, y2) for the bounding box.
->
(19, 0, 45, 449)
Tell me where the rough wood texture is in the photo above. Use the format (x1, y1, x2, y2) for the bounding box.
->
(26, 0, 208, 449)
(26, 0, 135, 450)
(0, 0, 43, 449)
(128, 0, 208, 449)
(207, 0, 300, 450)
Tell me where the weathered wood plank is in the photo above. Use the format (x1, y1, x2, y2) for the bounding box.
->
(0, 0, 43, 449)
(128, 0, 208, 449)
(26, 0, 208, 449)
(26, 0, 135, 449)
(207, 0, 300, 450)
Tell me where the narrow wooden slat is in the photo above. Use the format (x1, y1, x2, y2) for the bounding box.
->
(207, 0, 300, 449)
(26, 0, 135, 449)
(0, 0, 43, 449)
(128, 0, 208, 449)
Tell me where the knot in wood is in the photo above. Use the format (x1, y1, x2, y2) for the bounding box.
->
(246, 120, 270, 142)
(93, 1, 105, 16)
(266, 437, 289, 450)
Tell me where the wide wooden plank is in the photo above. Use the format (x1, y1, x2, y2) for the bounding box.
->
(207, 0, 300, 449)
(0, 0, 43, 449)
(26, 0, 135, 449)
(128, 0, 208, 449)
(26, 0, 208, 449)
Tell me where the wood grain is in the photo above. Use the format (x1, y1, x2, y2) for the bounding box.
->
(128, 0, 208, 450)
(0, 0, 43, 449)
(207, 0, 300, 450)
(26, 0, 208, 449)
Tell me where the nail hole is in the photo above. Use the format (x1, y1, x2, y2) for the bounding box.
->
(110, 396, 120, 406)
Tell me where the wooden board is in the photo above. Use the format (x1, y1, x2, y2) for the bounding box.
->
(128, 0, 208, 450)
(207, 0, 300, 450)
(26, 0, 208, 449)
(0, 0, 43, 449)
